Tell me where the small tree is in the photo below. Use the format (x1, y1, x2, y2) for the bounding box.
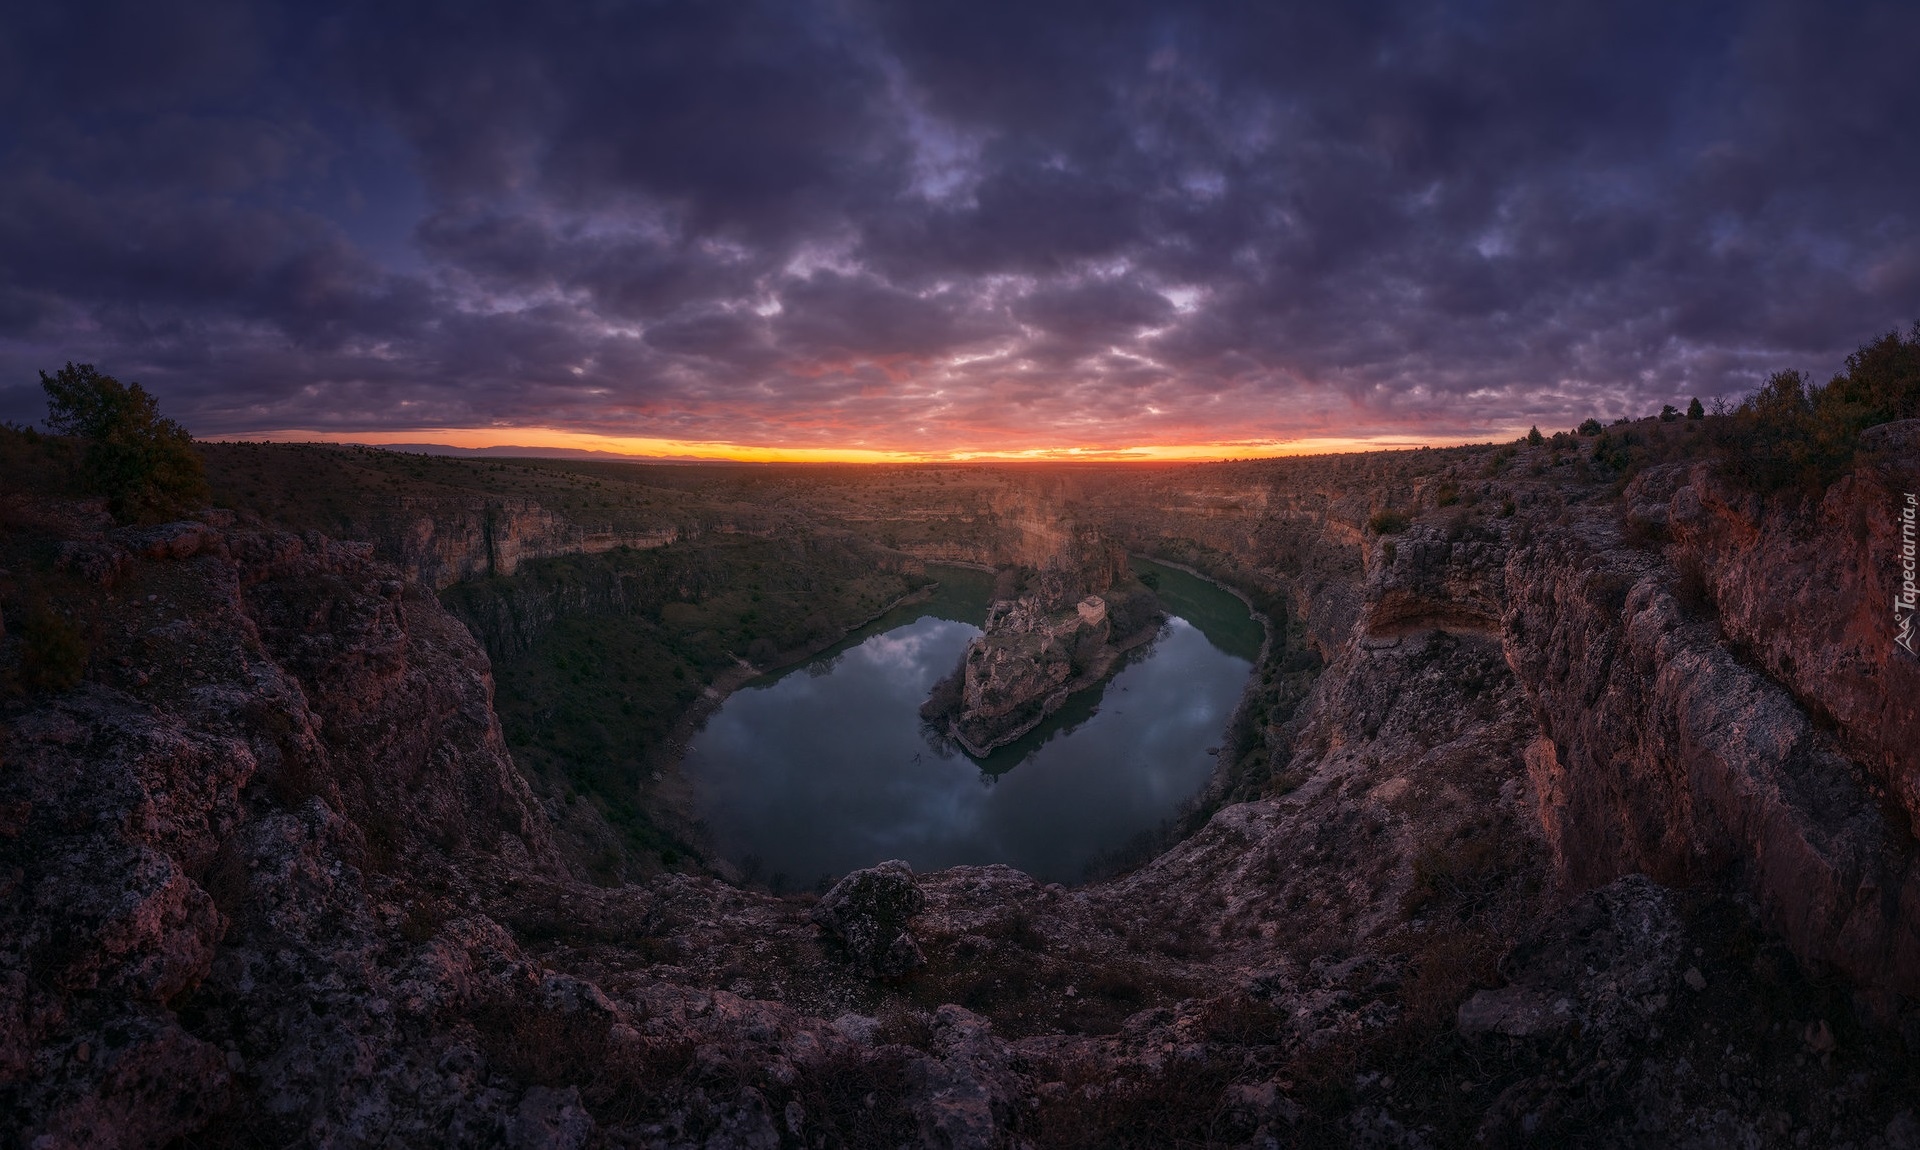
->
(41, 363, 206, 522)
(1686, 397, 1705, 420)
(1577, 418, 1603, 436)
(1660, 404, 1680, 422)
(1525, 425, 1543, 445)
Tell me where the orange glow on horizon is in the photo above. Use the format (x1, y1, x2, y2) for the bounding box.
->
(208, 426, 1517, 463)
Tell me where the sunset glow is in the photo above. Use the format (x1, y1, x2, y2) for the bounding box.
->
(217, 427, 1481, 464)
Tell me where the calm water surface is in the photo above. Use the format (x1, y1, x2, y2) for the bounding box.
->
(680, 559, 1261, 886)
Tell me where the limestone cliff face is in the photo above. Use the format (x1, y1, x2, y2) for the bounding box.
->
(372, 495, 678, 591)
(3, 504, 571, 1145)
(1085, 469, 1377, 658)
(1494, 428, 1920, 1008)
(1502, 509, 1920, 1002)
(1645, 421, 1920, 828)
(1088, 439, 1920, 1003)
(439, 532, 928, 662)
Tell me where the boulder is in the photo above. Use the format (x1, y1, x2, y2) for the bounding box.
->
(811, 860, 927, 978)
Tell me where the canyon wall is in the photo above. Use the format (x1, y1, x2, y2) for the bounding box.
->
(1069, 438, 1920, 1002)
(2, 506, 574, 1144)
(356, 495, 678, 591)
(1652, 421, 1920, 827)
(1503, 506, 1920, 1003)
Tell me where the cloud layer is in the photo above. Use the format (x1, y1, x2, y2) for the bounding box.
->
(2, 0, 1916, 451)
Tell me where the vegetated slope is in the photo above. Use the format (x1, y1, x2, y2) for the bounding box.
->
(442, 535, 931, 883)
(6, 397, 1920, 1145)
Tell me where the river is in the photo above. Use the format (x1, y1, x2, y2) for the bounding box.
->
(679, 558, 1262, 886)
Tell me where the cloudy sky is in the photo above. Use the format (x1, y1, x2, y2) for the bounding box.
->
(2, 1, 1916, 459)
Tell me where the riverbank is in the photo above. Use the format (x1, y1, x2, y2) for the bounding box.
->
(644, 581, 944, 878)
(1058, 555, 1288, 881)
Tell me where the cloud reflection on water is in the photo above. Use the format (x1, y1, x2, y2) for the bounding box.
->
(683, 612, 1251, 885)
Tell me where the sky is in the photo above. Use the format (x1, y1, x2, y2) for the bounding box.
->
(1, 1, 1916, 461)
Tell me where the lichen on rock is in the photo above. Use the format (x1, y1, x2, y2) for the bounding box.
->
(811, 859, 928, 978)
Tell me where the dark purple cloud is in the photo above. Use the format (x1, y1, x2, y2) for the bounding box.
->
(0, 0, 1915, 449)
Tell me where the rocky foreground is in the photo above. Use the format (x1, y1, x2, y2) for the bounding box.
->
(5, 425, 1920, 1147)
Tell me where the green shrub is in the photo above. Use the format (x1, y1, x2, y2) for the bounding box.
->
(1577, 418, 1604, 436)
(1525, 425, 1543, 445)
(41, 363, 207, 522)
(1367, 509, 1410, 535)
(1712, 326, 1920, 494)
(1591, 426, 1645, 474)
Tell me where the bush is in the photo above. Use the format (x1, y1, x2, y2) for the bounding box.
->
(1525, 425, 1543, 445)
(1367, 509, 1410, 535)
(1106, 585, 1163, 639)
(1687, 396, 1705, 420)
(1713, 326, 1920, 494)
(41, 363, 207, 522)
(1591, 426, 1645, 474)
(1577, 418, 1604, 436)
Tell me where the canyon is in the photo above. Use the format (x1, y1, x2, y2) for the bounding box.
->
(4, 420, 1920, 1147)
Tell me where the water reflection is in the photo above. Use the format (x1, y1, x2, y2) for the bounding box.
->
(680, 561, 1258, 886)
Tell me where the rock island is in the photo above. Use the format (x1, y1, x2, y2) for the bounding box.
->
(921, 534, 1163, 756)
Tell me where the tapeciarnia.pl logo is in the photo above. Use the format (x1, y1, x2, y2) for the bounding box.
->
(1898, 492, 1917, 656)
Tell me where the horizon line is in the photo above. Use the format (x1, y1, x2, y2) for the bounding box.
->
(200, 425, 1527, 463)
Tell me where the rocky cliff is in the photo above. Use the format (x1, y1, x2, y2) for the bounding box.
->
(2, 500, 571, 1145)
(920, 529, 1161, 757)
(379, 494, 679, 591)
(8, 426, 1920, 1147)
(927, 590, 1160, 757)
(1653, 422, 1920, 829)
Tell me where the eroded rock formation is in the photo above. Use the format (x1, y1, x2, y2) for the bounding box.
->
(917, 526, 1169, 756)
(930, 593, 1116, 757)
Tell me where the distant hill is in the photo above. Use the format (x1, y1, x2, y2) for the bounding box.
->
(343, 442, 735, 464)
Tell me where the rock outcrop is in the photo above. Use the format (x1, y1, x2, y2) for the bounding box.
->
(2, 503, 573, 1145)
(920, 528, 1165, 756)
(1506, 485, 1920, 1004)
(811, 860, 927, 979)
(935, 594, 1116, 756)
(1649, 420, 1920, 826)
